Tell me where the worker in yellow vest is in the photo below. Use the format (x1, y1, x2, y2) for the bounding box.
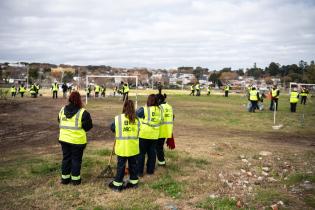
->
(123, 83, 129, 101)
(189, 84, 195, 96)
(248, 87, 260, 112)
(300, 87, 309, 105)
(30, 83, 37, 98)
(35, 83, 40, 96)
(19, 84, 26, 98)
(290, 88, 299, 112)
(58, 91, 93, 185)
(136, 94, 162, 176)
(108, 100, 140, 191)
(269, 85, 280, 111)
(52, 81, 59, 99)
(156, 94, 175, 166)
(94, 84, 100, 98)
(224, 85, 230, 97)
(11, 85, 17, 98)
(195, 83, 200, 96)
(101, 85, 106, 97)
(207, 85, 212, 96)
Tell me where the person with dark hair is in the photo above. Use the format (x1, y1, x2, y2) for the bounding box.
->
(101, 85, 106, 97)
(86, 85, 91, 98)
(136, 94, 162, 176)
(19, 84, 26, 98)
(195, 83, 200, 96)
(269, 85, 280, 111)
(157, 82, 162, 94)
(108, 100, 140, 191)
(11, 85, 17, 97)
(189, 84, 195, 96)
(300, 87, 309, 105)
(290, 88, 299, 112)
(58, 91, 93, 185)
(248, 87, 260, 112)
(62, 82, 68, 99)
(29, 83, 37, 98)
(156, 94, 175, 166)
(224, 84, 230, 97)
(52, 81, 59, 99)
(94, 84, 101, 98)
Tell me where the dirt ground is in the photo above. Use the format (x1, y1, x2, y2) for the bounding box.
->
(0, 94, 315, 209)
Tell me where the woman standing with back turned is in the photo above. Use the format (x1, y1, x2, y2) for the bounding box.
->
(108, 100, 140, 191)
(58, 91, 93, 185)
(137, 94, 162, 176)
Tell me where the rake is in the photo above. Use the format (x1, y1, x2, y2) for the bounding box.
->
(98, 141, 115, 178)
(272, 102, 283, 130)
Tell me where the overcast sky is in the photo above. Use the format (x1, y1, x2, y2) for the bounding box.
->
(0, 0, 314, 69)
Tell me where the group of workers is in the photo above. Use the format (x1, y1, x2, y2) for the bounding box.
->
(86, 82, 129, 101)
(247, 85, 310, 113)
(10, 83, 40, 98)
(189, 84, 231, 97)
(58, 90, 174, 191)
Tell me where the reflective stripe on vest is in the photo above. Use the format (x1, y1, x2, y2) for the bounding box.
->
(59, 107, 87, 144)
(115, 114, 140, 157)
(159, 103, 173, 138)
(249, 90, 258, 101)
(290, 91, 299, 103)
(139, 106, 161, 139)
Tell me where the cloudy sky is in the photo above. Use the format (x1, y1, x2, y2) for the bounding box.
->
(0, 0, 314, 69)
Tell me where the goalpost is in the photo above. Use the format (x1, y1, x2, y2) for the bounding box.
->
(289, 82, 315, 95)
(85, 75, 139, 108)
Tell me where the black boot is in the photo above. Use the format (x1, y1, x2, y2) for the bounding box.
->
(108, 181, 123, 192)
(61, 178, 71, 185)
(124, 182, 138, 189)
(71, 179, 81, 185)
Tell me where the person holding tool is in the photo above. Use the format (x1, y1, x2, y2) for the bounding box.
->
(300, 86, 309, 105)
(189, 84, 195, 96)
(269, 85, 280, 111)
(108, 100, 140, 191)
(290, 88, 299, 112)
(58, 91, 93, 185)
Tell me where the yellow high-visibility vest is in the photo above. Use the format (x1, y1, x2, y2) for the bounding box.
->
(30, 85, 36, 94)
(114, 114, 140, 157)
(95, 85, 100, 92)
(139, 106, 161, 140)
(123, 84, 129, 93)
(224, 86, 230, 91)
(290, 91, 299, 103)
(190, 85, 194, 90)
(11, 87, 16, 93)
(59, 107, 87, 144)
(19, 86, 26, 93)
(195, 84, 200, 90)
(300, 90, 308, 97)
(52, 83, 58, 91)
(272, 89, 279, 98)
(159, 103, 173, 138)
(249, 90, 258, 101)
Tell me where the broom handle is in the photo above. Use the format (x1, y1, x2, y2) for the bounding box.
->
(108, 140, 115, 166)
(273, 102, 276, 125)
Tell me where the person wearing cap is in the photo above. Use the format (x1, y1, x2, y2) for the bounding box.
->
(290, 88, 299, 112)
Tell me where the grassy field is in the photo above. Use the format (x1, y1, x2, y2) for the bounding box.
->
(0, 90, 315, 209)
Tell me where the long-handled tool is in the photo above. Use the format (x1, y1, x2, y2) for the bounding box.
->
(300, 103, 305, 127)
(98, 141, 115, 178)
(272, 102, 283, 130)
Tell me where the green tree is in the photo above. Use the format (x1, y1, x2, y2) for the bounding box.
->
(62, 71, 74, 83)
(266, 62, 280, 76)
(29, 68, 39, 79)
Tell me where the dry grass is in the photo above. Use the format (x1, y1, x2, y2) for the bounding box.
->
(0, 91, 315, 209)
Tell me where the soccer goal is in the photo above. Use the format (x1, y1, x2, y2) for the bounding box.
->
(85, 75, 139, 108)
(289, 82, 315, 95)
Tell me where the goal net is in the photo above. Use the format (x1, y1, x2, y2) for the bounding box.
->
(85, 75, 139, 108)
(289, 82, 315, 96)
